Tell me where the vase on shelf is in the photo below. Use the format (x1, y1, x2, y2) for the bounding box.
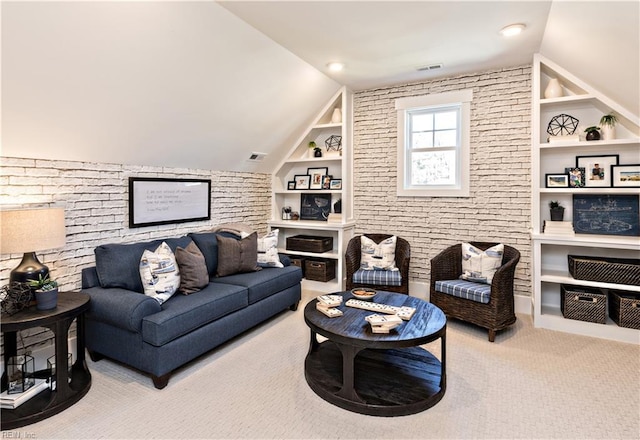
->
(544, 78, 563, 99)
(331, 108, 342, 123)
(600, 125, 616, 140)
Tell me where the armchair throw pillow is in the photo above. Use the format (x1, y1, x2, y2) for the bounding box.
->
(139, 241, 181, 304)
(360, 235, 398, 271)
(460, 242, 504, 284)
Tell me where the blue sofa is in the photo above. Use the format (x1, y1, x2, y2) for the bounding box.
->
(80, 232, 302, 389)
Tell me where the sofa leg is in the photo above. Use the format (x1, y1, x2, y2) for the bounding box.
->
(152, 373, 171, 389)
(289, 301, 299, 311)
(488, 329, 496, 342)
(87, 349, 104, 362)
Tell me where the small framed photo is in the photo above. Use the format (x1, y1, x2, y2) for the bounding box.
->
(545, 173, 569, 188)
(321, 175, 332, 190)
(612, 164, 640, 188)
(294, 174, 311, 190)
(329, 178, 342, 190)
(565, 167, 585, 188)
(307, 167, 328, 190)
(287, 181, 296, 190)
(576, 154, 619, 187)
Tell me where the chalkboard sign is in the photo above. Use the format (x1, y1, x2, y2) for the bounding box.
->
(129, 178, 211, 228)
(573, 194, 639, 236)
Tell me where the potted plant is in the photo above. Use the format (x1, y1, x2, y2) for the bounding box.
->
(584, 126, 601, 141)
(28, 274, 58, 310)
(549, 200, 565, 221)
(308, 141, 321, 158)
(599, 113, 617, 140)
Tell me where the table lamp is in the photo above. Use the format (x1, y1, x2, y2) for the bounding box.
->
(0, 207, 66, 284)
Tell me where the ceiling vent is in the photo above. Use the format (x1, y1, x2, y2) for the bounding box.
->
(417, 63, 443, 72)
(247, 152, 267, 162)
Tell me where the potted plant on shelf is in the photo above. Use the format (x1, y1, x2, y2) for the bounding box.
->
(28, 274, 58, 310)
(549, 200, 565, 221)
(599, 113, 617, 140)
(584, 126, 601, 141)
(308, 141, 322, 158)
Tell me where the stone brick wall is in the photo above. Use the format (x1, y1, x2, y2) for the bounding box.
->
(0, 157, 270, 353)
(352, 65, 531, 296)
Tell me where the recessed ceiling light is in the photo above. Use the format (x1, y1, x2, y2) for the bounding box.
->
(327, 62, 345, 72)
(500, 23, 525, 37)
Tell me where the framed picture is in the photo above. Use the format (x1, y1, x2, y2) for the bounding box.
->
(612, 164, 640, 188)
(294, 175, 311, 190)
(287, 181, 296, 190)
(573, 194, 639, 236)
(321, 175, 333, 190)
(565, 167, 585, 188)
(129, 177, 211, 228)
(329, 178, 342, 190)
(307, 167, 328, 190)
(300, 193, 332, 221)
(576, 154, 619, 187)
(545, 173, 569, 188)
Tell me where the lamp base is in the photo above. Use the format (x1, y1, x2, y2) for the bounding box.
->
(9, 252, 50, 285)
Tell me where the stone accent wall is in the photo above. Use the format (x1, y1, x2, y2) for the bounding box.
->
(0, 157, 270, 352)
(352, 65, 531, 296)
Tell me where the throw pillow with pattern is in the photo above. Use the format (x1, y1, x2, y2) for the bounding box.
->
(460, 242, 504, 284)
(257, 229, 284, 268)
(139, 241, 180, 304)
(360, 235, 398, 271)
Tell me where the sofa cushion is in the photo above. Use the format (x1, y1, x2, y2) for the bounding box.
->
(435, 279, 491, 304)
(461, 242, 504, 284)
(216, 232, 259, 277)
(141, 282, 248, 347)
(95, 236, 192, 293)
(360, 235, 397, 270)
(352, 268, 402, 287)
(210, 265, 302, 304)
(175, 241, 209, 294)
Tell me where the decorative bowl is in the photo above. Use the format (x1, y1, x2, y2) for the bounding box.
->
(350, 288, 377, 301)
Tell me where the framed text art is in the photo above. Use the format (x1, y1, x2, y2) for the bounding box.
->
(576, 154, 619, 187)
(129, 178, 211, 228)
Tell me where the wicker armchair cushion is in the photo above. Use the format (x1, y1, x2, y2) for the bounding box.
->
(353, 268, 402, 287)
(435, 279, 491, 304)
(360, 235, 397, 270)
(461, 242, 504, 284)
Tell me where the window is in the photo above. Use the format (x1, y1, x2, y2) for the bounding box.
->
(396, 90, 472, 197)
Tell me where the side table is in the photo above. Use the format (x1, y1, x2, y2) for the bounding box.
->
(1, 291, 91, 430)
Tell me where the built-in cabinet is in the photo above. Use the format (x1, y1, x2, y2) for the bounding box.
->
(269, 87, 354, 293)
(531, 54, 640, 344)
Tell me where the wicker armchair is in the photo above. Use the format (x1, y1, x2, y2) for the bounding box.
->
(429, 242, 520, 342)
(345, 234, 411, 294)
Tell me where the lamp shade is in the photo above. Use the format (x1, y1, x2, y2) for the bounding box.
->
(1, 207, 66, 254)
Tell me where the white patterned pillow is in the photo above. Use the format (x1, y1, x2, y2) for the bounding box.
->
(139, 242, 180, 304)
(257, 229, 283, 268)
(460, 242, 504, 284)
(360, 235, 398, 271)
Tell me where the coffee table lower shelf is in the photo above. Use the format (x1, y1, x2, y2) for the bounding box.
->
(305, 341, 445, 417)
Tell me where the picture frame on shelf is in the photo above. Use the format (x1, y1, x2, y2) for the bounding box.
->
(300, 193, 332, 221)
(294, 175, 311, 190)
(287, 181, 296, 190)
(329, 178, 342, 190)
(612, 164, 640, 188)
(576, 154, 619, 187)
(573, 194, 639, 236)
(307, 167, 328, 190)
(565, 167, 585, 188)
(321, 175, 332, 190)
(545, 173, 569, 188)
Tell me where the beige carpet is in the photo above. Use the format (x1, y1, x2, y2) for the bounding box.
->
(17, 290, 640, 440)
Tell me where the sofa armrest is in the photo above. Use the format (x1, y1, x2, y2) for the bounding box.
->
(83, 286, 162, 333)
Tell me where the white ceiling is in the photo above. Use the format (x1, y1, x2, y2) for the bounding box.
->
(219, 1, 553, 91)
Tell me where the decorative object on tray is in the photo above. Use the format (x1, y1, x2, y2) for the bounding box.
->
(0, 282, 32, 315)
(545, 174, 569, 188)
(599, 112, 617, 140)
(549, 200, 565, 221)
(565, 167, 585, 188)
(544, 78, 563, 99)
(584, 125, 601, 141)
(547, 114, 579, 137)
(572, 194, 639, 236)
(611, 164, 640, 188)
(576, 154, 619, 187)
(307, 167, 328, 190)
(6, 355, 35, 394)
(28, 274, 58, 311)
(300, 193, 332, 221)
(365, 314, 402, 333)
(351, 288, 377, 301)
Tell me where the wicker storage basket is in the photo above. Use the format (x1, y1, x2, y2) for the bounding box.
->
(609, 290, 640, 329)
(568, 255, 640, 286)
(288, 256, 306, 276)
(304, 258, 336, 282)
(560, 285, 607, 324)
(286, 235, 333, 253)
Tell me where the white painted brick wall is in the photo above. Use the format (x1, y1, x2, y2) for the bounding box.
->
(352, 65, 532, 297)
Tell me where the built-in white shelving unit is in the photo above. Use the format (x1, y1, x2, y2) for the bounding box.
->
(531, 54, 640, 344)
(269, 87, 354, 293)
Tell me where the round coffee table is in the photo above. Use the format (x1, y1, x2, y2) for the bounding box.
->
(304, 290, 446, 417)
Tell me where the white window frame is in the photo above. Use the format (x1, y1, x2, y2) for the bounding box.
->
(396, 90, 472, 197)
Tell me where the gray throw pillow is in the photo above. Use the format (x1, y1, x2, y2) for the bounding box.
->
(216, 232, 259, 277)
(175, 241, 209, 294)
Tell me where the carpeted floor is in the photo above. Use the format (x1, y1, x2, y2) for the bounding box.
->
(15, 290, 640, 440)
